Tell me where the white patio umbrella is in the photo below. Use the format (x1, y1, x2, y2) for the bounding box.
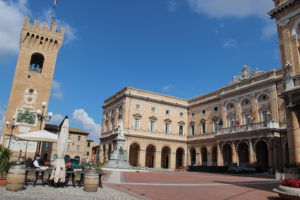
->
(50, 116, 69, 183)
(15, 130, 60, 143)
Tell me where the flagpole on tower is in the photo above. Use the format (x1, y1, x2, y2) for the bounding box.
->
(51, 0, 58, 25)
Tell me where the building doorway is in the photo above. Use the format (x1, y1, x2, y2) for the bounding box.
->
(129, 143, 140, 166)
(176, 148, 184, 169)
(145, 145, 156, 168)
(161, 146, 171, 168)
(222, 144, 232, 166)
(255, 141, 269, 171)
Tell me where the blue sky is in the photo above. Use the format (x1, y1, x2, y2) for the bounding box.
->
(0, 0, 280, 142)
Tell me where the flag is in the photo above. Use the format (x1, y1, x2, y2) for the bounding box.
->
(235, 120, 240, 126)
(54, 0, 58, 5)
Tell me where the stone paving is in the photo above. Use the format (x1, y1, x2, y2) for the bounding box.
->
(0, 185, 139, 200)
(105, 171, 282, 200)
(1, 171, 282, 200)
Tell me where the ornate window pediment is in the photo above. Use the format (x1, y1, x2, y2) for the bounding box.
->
(149, 116, 157, 120)
(133, 113, 142, 118)
(164, 118, 172, 123)
(178, 121, 185, 125)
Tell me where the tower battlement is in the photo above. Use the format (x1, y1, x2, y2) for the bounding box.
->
(23, 17, 65, 38)
(21, 17, 64, 51)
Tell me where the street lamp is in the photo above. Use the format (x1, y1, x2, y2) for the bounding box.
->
(36, 101, 53, 130)
(36, 101, 53, 155)
(6, 115, 19, 150)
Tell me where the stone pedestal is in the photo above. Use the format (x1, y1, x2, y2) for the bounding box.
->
(103, 137, 132, 168)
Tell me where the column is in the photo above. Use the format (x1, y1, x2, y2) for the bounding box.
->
(154, 150, 161, 168)
(232, 143, 238, 164)
(170, 151, 176, 169)
(249, 139, 256, 164)
(207, 147, 212, 166)
(270, 90, 279, 122)
(196, 147, 201, 165)
(139, 149, 146, 168)
(251, 95, 259, 123)
(287, 109, 300, 164)
(217, 144, 223, 166)
(268, 140, 274, 169)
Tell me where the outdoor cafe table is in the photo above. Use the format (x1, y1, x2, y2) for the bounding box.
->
(25, 168, 103, 187)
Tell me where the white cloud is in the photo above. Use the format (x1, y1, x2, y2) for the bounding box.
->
(185, 0, 276, 39)
(41, 9, 77, 44)
(51, 80, 63, 99)
(0, 0, 29, 57)
(72, 109, 101, 143)
(261, 21, 277, 39)
(223, 38, 237, 48)
(167, 0, 178, 12)
(0, 0, 76, 60)
(185, 0, 273, 19)
(50, 113, 64, 123)
(162, 84, 173, 91)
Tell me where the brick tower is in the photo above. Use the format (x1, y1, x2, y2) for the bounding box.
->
(1, 17, 64, 153)
(269, 0, 300, 164)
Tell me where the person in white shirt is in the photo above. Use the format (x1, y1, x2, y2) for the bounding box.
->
(33, 156, 40, 168)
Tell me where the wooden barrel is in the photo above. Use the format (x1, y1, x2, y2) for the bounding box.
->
(84, 170, 99, 192)
(6, 165, 26, 191)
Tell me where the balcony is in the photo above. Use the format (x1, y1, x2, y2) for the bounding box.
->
(217, 121, 280, 135)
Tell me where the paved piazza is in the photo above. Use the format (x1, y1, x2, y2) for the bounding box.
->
(1, 170, 281, 200)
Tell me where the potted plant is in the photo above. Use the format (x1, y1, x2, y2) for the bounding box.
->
(0, 145, 12, 186)
(273, 179, 300, 199)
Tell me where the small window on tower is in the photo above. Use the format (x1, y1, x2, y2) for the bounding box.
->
(29, 53, 44, 73)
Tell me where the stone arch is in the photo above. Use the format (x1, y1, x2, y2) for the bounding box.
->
(255, 140, 269, 171)
(129, 143, 140, 167)
(29, 52, 44, 73)
(176, 147, 185, 169)
(145, 144, 156, 168)
(226, 102, 235, 111)
(237, 142, 249, 166)
(257, 93, 270, 104)
(190, 148, 196, 166)
(222, 143, 232, 166)
(212, 146, 218, 166)
(201, 147, 208, 165)
(161, 146, 171, 168)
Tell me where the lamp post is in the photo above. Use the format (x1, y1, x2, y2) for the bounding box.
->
(6, 115, 19, 150)
(36, 101, 53, 130)
(36, 101, 53, 155)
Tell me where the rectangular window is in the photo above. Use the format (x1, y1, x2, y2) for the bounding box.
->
(136, 104, 141, 110)
(244, 114, 251, 125)
(78, 136, 81, 141)
(150, 120, 156, 132)
(180, 112, 183, 117)
(202, 110, 206, 115)
(134, 118, 141, 130)
(213, 121, 218, 132)
(179, 125, 184, 136)
(191, 125, 195, 135)
(166, 110, 170, 115)
(201, 122, 206, 134)
(165, 123, 171, 133)
(214, 107, 218, 112)
(191, 113, 195, 117)
(68, 135, 71, 140)
(151, 107, 156, 112)
(86, 151, 90, 156)
(76, 145, 80, 152)
(87, 142, 91, 147)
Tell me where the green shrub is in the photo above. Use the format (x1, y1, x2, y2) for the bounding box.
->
(0, 145, 12, 177)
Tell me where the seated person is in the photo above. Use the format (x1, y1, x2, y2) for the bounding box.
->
(32, 156, 40, 168)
